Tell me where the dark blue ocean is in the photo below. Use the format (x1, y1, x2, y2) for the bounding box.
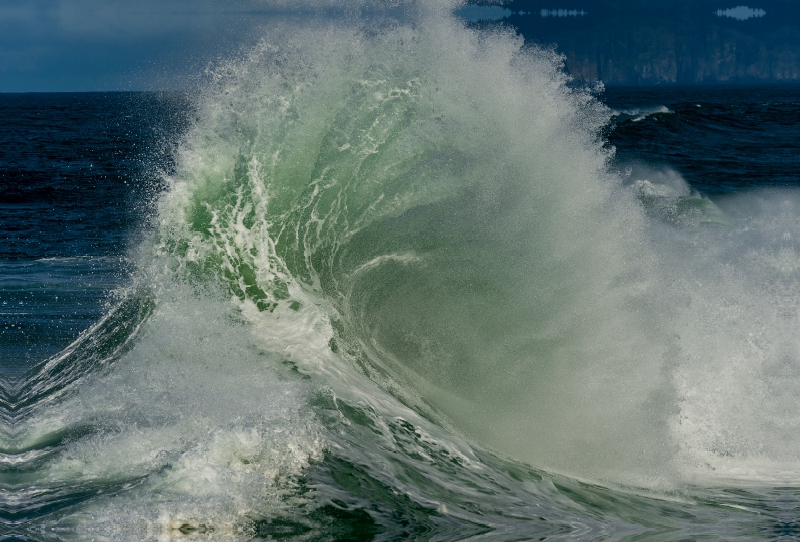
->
(3, 14, 800, 541)
(1, 93, 192, 373)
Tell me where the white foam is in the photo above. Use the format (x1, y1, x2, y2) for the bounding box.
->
(17, 287, 324, 533)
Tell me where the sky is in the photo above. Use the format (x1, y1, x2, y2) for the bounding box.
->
(0, 0, 294, 92)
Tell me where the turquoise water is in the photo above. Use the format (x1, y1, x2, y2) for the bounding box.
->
(3, 1, 800, 539)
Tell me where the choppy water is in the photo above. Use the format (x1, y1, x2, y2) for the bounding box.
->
(3, 2, 800, 540)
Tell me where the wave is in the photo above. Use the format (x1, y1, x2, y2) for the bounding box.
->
(152, 10, 674, 483)
(4, 0, 800, 537)
(611, 105, 673, 122)
(152, 9, 800, 486)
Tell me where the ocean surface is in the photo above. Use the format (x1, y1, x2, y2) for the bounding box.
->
(3, 5, 800, 541)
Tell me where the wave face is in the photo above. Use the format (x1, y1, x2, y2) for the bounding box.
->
(153, 8, 681, 481)
(5, 0, 800, 539)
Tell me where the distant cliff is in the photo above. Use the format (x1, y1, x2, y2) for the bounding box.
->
(498, 0, 800, 84)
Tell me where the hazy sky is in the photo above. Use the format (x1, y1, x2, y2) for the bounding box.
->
(0, 0, 289, 92)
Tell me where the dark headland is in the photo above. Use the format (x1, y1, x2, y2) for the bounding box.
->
(494, 0, 800, 84)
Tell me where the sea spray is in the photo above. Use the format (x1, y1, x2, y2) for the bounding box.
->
(663, 192, 800, 481)
(149, 5, 681, 486)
